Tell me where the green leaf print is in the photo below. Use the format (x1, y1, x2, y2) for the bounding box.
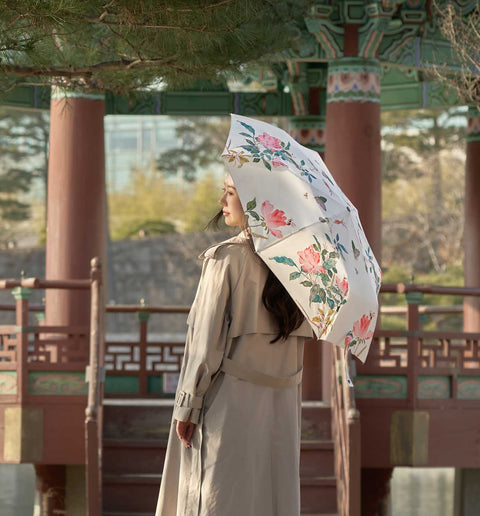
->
(312, 288, 326, 304)
(309, 284, 321, 305)
(314, 234, 323, 250)
(289, 271, 301, 280)
(270, 256, 296, 266)
(301, 280, 313, 287)
(239, 121, 255, 134)
(241, 144, 259, 153)
(323, 259, 336, 270)
(320, 273, 330, 287)
(246, 198, 257, 211)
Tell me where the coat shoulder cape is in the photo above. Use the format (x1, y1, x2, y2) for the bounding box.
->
(192, 232, 313, 340)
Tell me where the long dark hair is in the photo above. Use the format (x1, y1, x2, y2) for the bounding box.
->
(207, 209, 304, 343)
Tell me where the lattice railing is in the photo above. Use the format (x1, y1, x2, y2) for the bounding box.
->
(0, 328, 89, 365)
(104, 341, 184, 373)
(0, 277, 94, 402)
(366, 331, 480, 370)
(357, 284, 480, 407)
(1, 282, 480, 403)
(29, 327, 89, 364)
(0, 333, 18, 363)
(102, 306, 189, 397)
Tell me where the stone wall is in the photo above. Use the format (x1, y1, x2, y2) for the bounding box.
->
(0, 230, 233, 333)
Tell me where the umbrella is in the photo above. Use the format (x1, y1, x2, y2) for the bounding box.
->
(221, 114, 381, 382)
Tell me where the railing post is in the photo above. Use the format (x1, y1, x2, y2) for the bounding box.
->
(12, 285, 32, 404)
(405, 291, 423, 410)
(137, 300, 150, 397)
(341, 350, 361, 516)
(85, 257, 103, 516)
(348, 408, 361, 516)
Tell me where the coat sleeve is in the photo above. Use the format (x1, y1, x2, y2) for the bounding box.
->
(173, 246, 236, 424)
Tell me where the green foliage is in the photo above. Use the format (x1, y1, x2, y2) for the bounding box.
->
(380, 109, 466, 329)
(380, 265, 465, 331)
(182, 172, 225, 232)
(0, 197, 29, 220)
(156, 117, 230, 182)
(382, 108, 466, 183)
(108, 164, 183, 240)
(0, 108, 49, 241)
(0, 0, 314, 93)
(112, 219, 175, 240)
(381, 108, 466, 274)
(107, 165, 224, 239)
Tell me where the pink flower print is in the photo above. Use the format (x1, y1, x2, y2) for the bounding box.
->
(256, 132, 283, 151)
(297, 245, 327, 274)
(261, 201, 287, 238)
(353, 314, 374, 340)
(336, 277, 349, 297)
(272, 157, 286, 168)
(344, 333, 353, 350)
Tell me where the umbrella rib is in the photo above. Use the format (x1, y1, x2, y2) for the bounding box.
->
(255, 220, 331, 255)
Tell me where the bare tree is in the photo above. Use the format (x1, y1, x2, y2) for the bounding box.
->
(434, 1, 480, 107)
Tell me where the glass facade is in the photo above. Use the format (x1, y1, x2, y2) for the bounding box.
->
(104, 115, 178, 191)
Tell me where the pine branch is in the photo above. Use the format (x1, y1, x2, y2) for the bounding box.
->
(81, 16, 235, 33)
(165, 1, 234, 12)
(0, 56, 184, 77)
(0, 0, 314, 93)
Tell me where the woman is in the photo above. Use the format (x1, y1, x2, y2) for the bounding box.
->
(155, 174, 313, 516)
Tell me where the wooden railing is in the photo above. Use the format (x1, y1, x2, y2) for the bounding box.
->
(1, 280, 479, 516)
(0, 277, 91, 403)
(102, 304, 189, 398)
(0, 262, 104, 516)
(331, 346, 361, 516)
(358, 284, 480, 409)
(85, 258, 104, 516)
(329, 283, 480, 516)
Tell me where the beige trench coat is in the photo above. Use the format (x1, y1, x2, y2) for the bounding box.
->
(155, 232, 313, 516)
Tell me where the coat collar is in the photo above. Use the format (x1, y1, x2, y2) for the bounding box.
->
(199, 230, 251, 260)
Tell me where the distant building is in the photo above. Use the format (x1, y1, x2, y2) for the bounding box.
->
(104, 115, 178, 191)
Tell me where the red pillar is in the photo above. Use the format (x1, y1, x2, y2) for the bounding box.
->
(289, 114, 326, 401)
(464, 109, 480, 332)
(40, 91, 106, 513)
(45, 92, 106, 327)
(323, 58, 382, 401)
(459, 109, 480, 516)
(325, 58, 382, 257)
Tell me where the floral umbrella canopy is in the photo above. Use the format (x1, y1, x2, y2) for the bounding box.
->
(222, 114, 381, 376)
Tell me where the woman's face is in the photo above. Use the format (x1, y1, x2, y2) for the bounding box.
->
(219, 174, 245, 227)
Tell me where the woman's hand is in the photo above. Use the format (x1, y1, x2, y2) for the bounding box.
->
(176, 419, 196, 448)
